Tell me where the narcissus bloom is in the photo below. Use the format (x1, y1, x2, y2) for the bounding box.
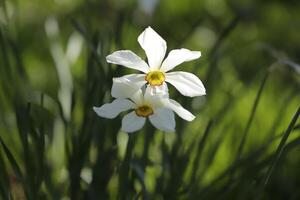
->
(106, 26, 206, 97)
(93, 78, 195, 133)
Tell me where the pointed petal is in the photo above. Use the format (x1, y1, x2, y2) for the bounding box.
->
(106, 50, 150, 73)
(122, 111, 146, 132)
(93, 99, 135, 119)
(149, 108, 175, 132)
(162, 99, 195, 121)
(165, 71, 206, 97)
(138, 27, 167, 70)
(111, 77, 143, 104)
(160, 48, 201, 72)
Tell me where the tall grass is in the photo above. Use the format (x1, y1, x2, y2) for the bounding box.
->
(0, 0, 299, 199)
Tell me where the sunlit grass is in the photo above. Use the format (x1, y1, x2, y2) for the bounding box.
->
(0, 0, 300, 199)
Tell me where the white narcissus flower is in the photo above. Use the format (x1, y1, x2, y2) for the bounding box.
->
(93, 78, 195, 133)
(106, 26, 206, 97)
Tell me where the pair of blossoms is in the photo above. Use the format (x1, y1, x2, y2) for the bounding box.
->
(93, 27, 206, 133)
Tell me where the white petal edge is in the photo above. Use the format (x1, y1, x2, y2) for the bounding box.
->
(93, 99, 135, 119)
(138, 26, 167, 70)
(162, 99, 195, 121)
(122, 111, 146, 133)
(111, 77, 143, 104)
(121, 74, 147, 89)
(149, 108, 175, 132)
(165, 71, 206, 97)
(106, 50, 150, 73)
(160, 48, 201, 72)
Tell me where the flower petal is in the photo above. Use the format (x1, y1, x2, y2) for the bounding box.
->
(93, 99, 135, 119)
(122, 74, 147, 89)
(151, 82, 169, 97)
(106, 50, 150, 73)
(144, 83, 168, 108)
(149, 108, 175, 132)
(111, 77, 143, 104)
(144, 82, 169, 99)
(122, 111, 146, 132)
(160, 48, 201, 72)
(162, 99, 195, 121)
(138, 26, 167, 70)
(165, 71, 206, 97)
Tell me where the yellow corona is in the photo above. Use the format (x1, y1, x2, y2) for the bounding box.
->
(135, 105, 154, 117)
(145, 71, 165, 86)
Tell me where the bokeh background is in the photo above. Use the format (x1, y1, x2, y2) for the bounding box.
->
(0, 0, 299, 199)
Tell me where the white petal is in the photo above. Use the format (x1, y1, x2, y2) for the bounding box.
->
(106, 50, 150, 73)
(144, 82, 169, 98)
(162, 99, 195, 121)
(149, 108, 175, 132)
(165, 71, 206, 97)
(138, 26, 167, 70)
(93, 99, 134, 119)
(144, 84, 168, 108)
(130, 89, 144, 106)
(111, 77, 143, 104)
(151, 82, 169, 97)
(122, 111, 146, 133)
(122, 74, 147, 89)
(160, 48, 201, 72)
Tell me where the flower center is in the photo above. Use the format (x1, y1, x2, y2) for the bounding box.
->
(145, 71, 165, 86)
(135, 105, 153, 117)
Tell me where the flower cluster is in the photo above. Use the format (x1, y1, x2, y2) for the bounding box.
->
(93, 27, 206, 133)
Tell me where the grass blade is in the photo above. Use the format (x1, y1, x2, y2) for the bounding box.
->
(0, 135, 23, 182)
(263, 106, 300, 186)
(236, 72, 269, 161)
(118, 134, 136, 199)
(0, 150, 10, 199)
(190, 120, 214, 185)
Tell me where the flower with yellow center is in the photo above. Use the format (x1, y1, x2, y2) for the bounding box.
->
(106, 26, 206, 97)
(93, 78, 195, 133)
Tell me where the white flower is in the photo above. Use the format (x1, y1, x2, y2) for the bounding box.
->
(93, 78, 195, 133)
(106, 26, 206, 97)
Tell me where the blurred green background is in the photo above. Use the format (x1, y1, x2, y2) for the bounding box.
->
(0, 0, 299, 199)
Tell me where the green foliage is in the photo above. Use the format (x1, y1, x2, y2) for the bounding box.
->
(0, 0, 299, 199)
